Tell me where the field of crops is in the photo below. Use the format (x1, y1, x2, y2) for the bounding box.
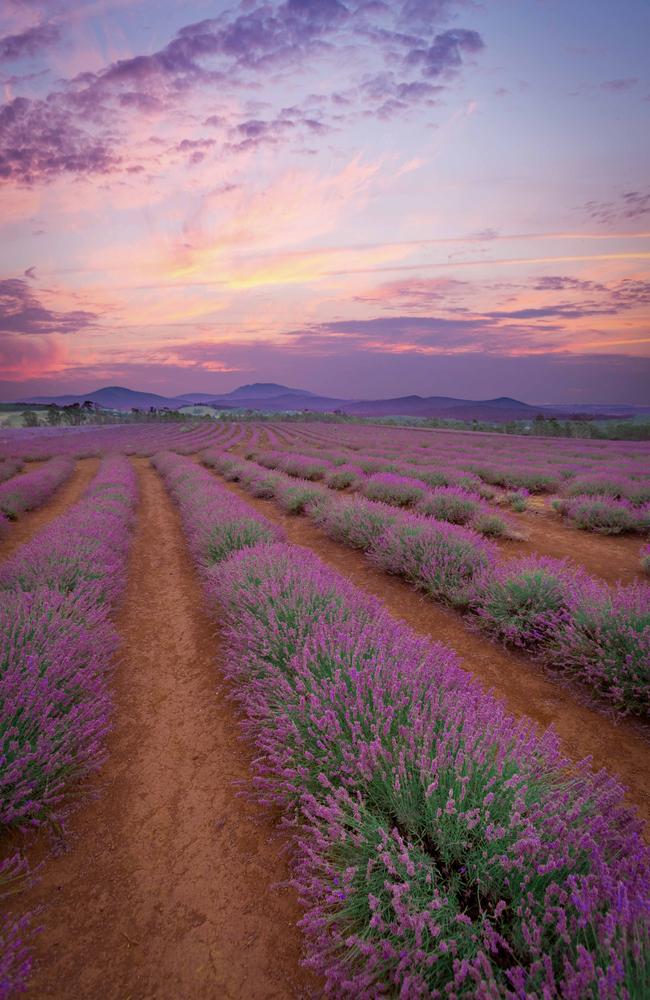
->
(1, 420, 649, 998)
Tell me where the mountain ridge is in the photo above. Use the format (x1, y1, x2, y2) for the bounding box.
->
(16, 384, 647, 421)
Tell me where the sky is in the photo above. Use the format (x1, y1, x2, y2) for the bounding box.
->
(1, 0, 649, 404)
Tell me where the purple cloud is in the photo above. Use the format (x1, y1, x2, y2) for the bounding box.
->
(533, 275, 606, 292)
(407, 29, 484, 78)
(0, 96, 118, 184)
(117, 91, 164, 112)
(399, 1, 457, 32)
(0, 1, 483, 184)
(0, 278, 97, 335)
(176, 137, 215, 151)
(490, 277, 650, 320)
(486, 305, 608, 320)
(0, 22, 59, 62)
(609, 278, 650, 309)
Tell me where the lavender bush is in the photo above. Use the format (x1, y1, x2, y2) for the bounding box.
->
(361, 472, 427, 507)
(0, 460, 23, 485)
(0, 457, 74, 519)
(0, 589, 117, 830)
(370, 513, 497, 608)
(470, 466, 560, 494)
(247, 471, 284, 498)
(324, 464, 364, 490)
(415, 486, 480, 525)
(281, 454, 332, 480)
(275, 478, 327, 514)
(506, 489, 529, 512)
(0, 457, 136, 997)
(311, 495, 398, 551)
(0, 457, 137, 829)
(470, 556, 592, 650)
(210, 453, 650, 714)
(152, 451, 283, 567)
(0, 854, 34, 999)
(548, 581, 650, 714)
(471, 510, 516, 538)
(473, 557, 650, 713)
(204, 542, 650, 998)
(553, 495, 647, 534)
(564, 475, 650, 506)
(0, 459, 136, 604)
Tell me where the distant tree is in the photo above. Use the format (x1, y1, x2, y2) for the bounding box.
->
(46, 404, 62, 426)
(63, 402, 83, 425)
(22, 410, 38, 427)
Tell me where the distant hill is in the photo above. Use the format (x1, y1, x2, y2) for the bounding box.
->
(16, 383, 648, 422)
(343, 394, 540, 420)
(22, 386, 193, 410)
(225, 382, 316, 400)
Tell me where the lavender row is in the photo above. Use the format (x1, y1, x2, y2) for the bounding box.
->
(553, 494, 650, 535)
(0, 457, 75, 520)
(0, 460, 23, 485)
(248, 449, 518, 539)
(150, 452, 283, 569)
(213, 543, 650, 997)
(251, 437, 650, 536)
(154, 450, 650, 996)
(0, 855, 31, 1000)
(0, 456, 138, 996)
(272, 422, 650, 506)
(0, 420, 233, 463)
(205, 453, 650, 716)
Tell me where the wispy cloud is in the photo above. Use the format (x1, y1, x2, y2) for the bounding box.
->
(578, 190, 650, 226)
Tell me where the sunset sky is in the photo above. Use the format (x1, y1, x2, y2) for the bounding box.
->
(1, 0, 649, 403)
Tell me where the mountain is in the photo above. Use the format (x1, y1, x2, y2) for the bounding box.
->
(205, 391, 347, 412)
(22, 386, 195, 410)
(343, 395, 540, 420)
(175, 383, 317, 405)
(225, 382, 316, 400)
(16, 383, 642, 421)
(174, 392, 225, 404)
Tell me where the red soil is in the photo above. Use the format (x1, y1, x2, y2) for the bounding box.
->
(16, 459, 316, 999)
(498, 506, 645, 586)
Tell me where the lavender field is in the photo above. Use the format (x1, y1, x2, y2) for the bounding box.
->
(0, 420, 649, 998)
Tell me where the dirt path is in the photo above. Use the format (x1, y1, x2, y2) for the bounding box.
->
(498, 508, 644, 586)
(214, 475, 650, 833)
(0, 458, 99, 562)
(19, 458, 316, 1000)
